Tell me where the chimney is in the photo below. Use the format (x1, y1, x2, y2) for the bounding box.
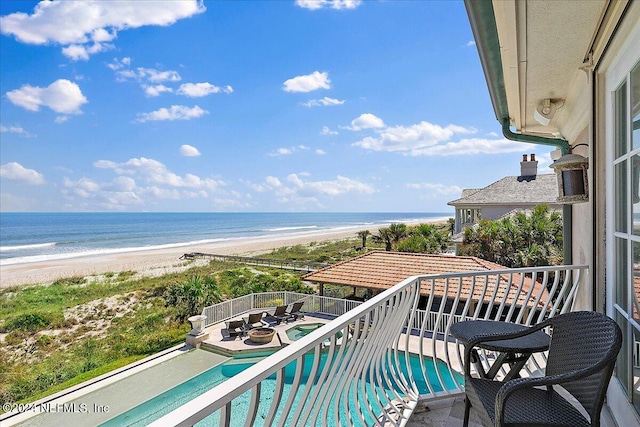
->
(520, 153, 538, 177)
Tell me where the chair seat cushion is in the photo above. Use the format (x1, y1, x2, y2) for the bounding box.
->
(466, 378, 591, 427)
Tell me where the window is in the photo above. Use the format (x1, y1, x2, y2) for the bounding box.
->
(612, 59, 640, 414)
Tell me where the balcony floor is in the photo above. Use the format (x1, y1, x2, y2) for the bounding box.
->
(406, 395, 618, 427)
(406, 396, 481, 427)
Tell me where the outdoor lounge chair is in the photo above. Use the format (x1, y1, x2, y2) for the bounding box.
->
(262, 305, 289, 325)
(462, 311, 622, 427)
(286, 301, 305, 321)
(244, 312, 264, 330)
(223, 319, 245, 340)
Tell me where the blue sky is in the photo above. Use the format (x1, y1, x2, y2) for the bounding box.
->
(0, 0, 549, 213)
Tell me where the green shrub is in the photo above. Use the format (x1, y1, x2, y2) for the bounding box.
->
(51, 276, 86, 286)
(164, 276, 222, 322)
(36, 334, 55, 349)
(1, 313, 52, 332)
(4, 330, 28, 346)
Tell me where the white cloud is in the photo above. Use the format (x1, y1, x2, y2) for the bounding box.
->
(177, 82, 233, 97)
(467, 40, 476, 47)
(54, 116, 69, 124)
(94, 157, 224, 191)
(107, 57, 131, 70)
(6, 79, 88, 114)
(296, 0, 362, 10)
(408, 138, 530, 157)
(286, 173, 375, 196)
(283, 71, 330, 93)
(143, 84, 173, 97)
(347, 113, 385, 131)
(118, 67, 181, 83)
(265, 176, 282, 188)
(0, 162, 45, 185)
(62, 41, 113, 61)
(406, 182, 462, 196)
(135, 105, 208, 122)
(0, 1, 206, 60)
(320, 126, 338, 136)
(353, 121, 474, 152)
(316, 149, 326, 155)
(269, 145, 311, 157)
(302, 97, 344, 107)
(0, 124, 33, 137)
(249, 173, 374, 207)
(72, 156, 226, 208)
(180, 144, 201, 157)
(271, 148, 292, 156)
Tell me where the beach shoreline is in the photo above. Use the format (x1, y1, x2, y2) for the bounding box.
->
(0, 218, 449, 288)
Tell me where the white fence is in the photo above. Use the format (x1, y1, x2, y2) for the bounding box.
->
(153, 264, 587, 427)
(201, 292, 362, 328)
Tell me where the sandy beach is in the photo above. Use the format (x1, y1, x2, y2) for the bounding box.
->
(1, 219, 448, 288)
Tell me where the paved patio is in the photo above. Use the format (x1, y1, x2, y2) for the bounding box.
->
(200, 311, 337, 355)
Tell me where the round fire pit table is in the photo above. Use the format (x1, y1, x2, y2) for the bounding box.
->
(248, 327, 276, 344)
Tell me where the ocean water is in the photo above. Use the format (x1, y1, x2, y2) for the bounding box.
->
(0, 212, 449, 266)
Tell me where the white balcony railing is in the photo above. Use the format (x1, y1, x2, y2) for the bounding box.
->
(151, 264, 587, 427)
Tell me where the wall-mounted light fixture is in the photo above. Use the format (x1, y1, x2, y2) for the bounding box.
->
(550, 152, 589, 203)
(534, 99, 558, 126)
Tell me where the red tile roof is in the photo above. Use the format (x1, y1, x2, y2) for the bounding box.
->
(303, 251, 547, 308)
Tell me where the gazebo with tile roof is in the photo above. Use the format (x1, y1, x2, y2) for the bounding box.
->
(303, 250, 548, 314)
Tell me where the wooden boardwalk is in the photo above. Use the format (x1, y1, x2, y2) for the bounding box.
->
(180, 252, 328, 272)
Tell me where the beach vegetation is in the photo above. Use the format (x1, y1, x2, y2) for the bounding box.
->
(459, 204, 563, 267)
(51, 276, 87, 286)
(372, 227, 393, 251)
(1, 312, 54, 332)
(356, 230, 371, 249)
(218, 268, 313, 299)
(372, 222, 451, 253)
(388, 223, 408, 244)
(397, 223, 449, 254)
(164, 275, 222, 322)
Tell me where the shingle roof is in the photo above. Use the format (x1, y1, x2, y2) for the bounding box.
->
(303, 251, 546, 308)
(448, 174, 558, 206)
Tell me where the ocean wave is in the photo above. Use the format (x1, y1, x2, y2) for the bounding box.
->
(264, 225, 319, 232)
(0, 238, 233, 266)
(0, 242, 56, 252)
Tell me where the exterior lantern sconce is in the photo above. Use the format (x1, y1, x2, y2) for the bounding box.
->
(550, 152, 589, 203)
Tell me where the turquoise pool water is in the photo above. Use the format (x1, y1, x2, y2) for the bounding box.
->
(285, 323, 344, 342)
(285, 323, 324, 340)
(101, 351, 462, 427)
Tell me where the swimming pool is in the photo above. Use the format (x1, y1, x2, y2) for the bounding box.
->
(101, 350, 462, 426)
(285, 323, 343, 342)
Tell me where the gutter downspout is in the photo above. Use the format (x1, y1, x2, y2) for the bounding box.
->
(501, 119, 573, 266)
(465, 0, 574, 265)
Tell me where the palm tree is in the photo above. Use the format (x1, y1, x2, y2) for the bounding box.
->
(356, 230, 371, 249)
(164, 275, 222, 322)
(372, 227, 393, 251)
(460, 204, 563, 267)
(388, 223, 407, 247)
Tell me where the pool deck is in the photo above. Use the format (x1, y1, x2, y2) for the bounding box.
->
(200, 312, 334, 355)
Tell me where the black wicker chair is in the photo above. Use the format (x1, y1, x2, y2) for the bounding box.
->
(462, 311, 622, 427)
